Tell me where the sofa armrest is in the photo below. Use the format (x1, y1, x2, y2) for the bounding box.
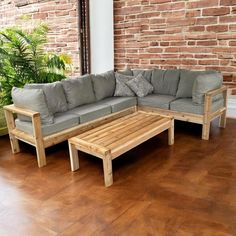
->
(3, 104, 40, 118)
(205, 85, 227, 98)
(203, 86, 227, 118)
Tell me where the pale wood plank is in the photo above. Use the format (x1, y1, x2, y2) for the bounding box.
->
(68, 142, 79, 171)
(32, 115, 46, 167)
(80, 112, 147, 141)
(206, 85, 227, 97)
(219, 89, 228, 128)
(202, 93, 212, 140)
(110, 120, 172, 159)
(138, 106, 203, 124)
(103, 152, 113, 187)
(95, 116, 164, 146)
(168, 119, 174, 146)
(11, 129, 36, 146)
(4, 109, 20, 153)
(4, 104, 39, 118)
(70, 138, 110, 157)
(87, 114, 161, 143)
(44, 107, 136, 148)
(78, 111, 139, 139)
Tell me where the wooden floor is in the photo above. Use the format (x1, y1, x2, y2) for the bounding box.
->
(0, 119, 236, 235)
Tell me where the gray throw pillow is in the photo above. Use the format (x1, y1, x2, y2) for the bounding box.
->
(62, 74, 96, 109)
(92, 70, 116, 101)
(24, 82, 68, 114)
(11, 87, 54, 124)
(176, 70, 216, 98)
(151, 69, 180, 96)
(132, 69, 153, 82)
(114, 73, 135, 97)
(126, 74, 153, 97)
(192, 73, 223, 104)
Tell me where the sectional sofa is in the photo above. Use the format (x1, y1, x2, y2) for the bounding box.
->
(4, 68, 227, 167)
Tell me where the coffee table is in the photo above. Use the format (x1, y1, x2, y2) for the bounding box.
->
(68, 111, 174, 187)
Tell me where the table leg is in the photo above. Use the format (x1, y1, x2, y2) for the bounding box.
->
(103, 154, 113, 187)
(168, 119, 174, 145)
(68, 142, 79, 171)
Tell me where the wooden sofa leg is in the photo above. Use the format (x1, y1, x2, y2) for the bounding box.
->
(32, 115, 46, 167)
(219, 110, 227, 128)
(4, 109, 20, 154)
(202, 122, 210, 140)
(35, 143, 46, 168)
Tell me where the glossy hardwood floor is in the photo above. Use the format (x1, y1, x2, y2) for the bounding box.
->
(0, 118, 236, 236)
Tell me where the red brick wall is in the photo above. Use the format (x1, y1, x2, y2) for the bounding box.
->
(0, 0, 80, 75)
(114, 0, 236, 94)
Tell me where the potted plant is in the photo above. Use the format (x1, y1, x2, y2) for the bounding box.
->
(0, 24, 71, 135)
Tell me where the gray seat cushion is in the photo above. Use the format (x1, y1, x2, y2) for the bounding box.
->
(92, 71, 116, 101)
(151, 69, 180, 96)
(98, 97, 137, 113)
(170, 98, 224, 115)
(68, 103, 112, 124)
(11, 87, 54, 124)
(61, 75, 96, 109)
(176, 70, 216, 98)
(132, 69, 153, 82)
(24, 82, 68, 114)
(192, 73, 223, 104)
(138, 94, 177, 109)
(15, 113, 79, 136)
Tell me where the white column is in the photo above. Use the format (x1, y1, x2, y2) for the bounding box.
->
(89, 0, 114, 74)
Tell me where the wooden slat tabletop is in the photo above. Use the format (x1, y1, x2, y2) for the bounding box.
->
(71, 111, 172, 159)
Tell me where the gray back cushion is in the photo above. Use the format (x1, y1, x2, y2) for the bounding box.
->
(11, 87, 54, 124)
(24, 82, 67, 114)
(192, 73, 223, 104)
(92, 70, 116, 101)
(62, 74, 96, 109)
(176, 70, 216, 98)
(117, 68, 133, 76)
(114, 73, 135, 97)
(151, 69, 180, 96)
(132, 69, 153, 82)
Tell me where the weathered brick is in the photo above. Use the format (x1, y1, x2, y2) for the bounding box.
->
(187, 0, 219, 9)
(206, 25, 229, 32)
(0, 0, 80, 75)
(220, 0, 236, 6)
(113, 0, 236, 91)
(202, 7, 230, 16)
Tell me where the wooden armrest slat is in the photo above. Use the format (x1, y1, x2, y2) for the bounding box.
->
(3, 104, 40, 118)
(205, 86, 227, 98)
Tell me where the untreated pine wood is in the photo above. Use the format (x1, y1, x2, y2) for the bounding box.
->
(219, 89, 228, 128)
(68, 142, 79, 171)
(32, 115, 46, 167)
(138, 106, 203, 124)
(202, 93, 212, 140)
(68, 112, 174, 187)
(4, 109, 20, 154)
(44, 107, 136, 148)
(168, 118, 174, 145)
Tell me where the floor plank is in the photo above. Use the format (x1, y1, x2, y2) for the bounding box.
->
(0, 118, 236, 235)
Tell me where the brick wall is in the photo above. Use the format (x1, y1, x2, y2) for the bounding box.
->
(0, 0, 80, 74)
(114, 0, 236, 94)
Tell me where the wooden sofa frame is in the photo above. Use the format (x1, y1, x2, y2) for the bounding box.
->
(4, 86, 227, 168)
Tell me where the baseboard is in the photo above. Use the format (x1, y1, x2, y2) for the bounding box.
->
(227, 98, 236, 118)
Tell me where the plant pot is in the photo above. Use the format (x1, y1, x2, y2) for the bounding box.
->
(0, 107, 8, 136)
